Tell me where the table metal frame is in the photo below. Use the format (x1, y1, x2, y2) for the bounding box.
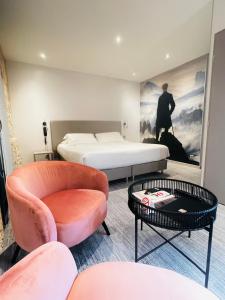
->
(134, 216, 214, 288)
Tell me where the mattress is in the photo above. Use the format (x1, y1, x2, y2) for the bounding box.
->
(57, 141, 169, 170)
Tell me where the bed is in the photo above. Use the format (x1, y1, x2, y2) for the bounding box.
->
(50, 120, 169, 181)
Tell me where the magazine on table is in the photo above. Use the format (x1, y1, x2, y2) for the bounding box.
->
(132, 189, 176, 209)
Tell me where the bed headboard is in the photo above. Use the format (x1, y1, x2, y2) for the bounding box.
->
(50, 120, 121, 151)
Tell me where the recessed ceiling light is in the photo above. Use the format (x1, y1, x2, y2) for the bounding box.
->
(132, 72, 136, 77)
(39, 52, 47, 60)
(165, 53, 170, 60)
(115, 35, 122, 45)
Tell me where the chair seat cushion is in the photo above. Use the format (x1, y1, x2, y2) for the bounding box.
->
(67, 262, 218, 300)
(42, 189, 107, 247)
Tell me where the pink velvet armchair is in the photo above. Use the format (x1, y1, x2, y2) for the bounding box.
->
(6, 161, 109, 261)
(0, 242, 218, 300)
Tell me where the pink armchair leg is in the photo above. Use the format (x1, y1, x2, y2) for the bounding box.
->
(102, 221, 110, 235)
(11, 244, 21, 264)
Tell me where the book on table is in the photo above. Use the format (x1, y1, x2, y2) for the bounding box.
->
(132, 189, 176, 209)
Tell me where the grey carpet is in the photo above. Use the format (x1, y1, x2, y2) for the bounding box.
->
(71, 187, 225, 299)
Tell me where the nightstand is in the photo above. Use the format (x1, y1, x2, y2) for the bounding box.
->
(33, 151, 54, 162)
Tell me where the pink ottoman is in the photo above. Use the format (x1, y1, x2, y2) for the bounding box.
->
(69, 262, 218, 300)
(0, 242, 218, 300)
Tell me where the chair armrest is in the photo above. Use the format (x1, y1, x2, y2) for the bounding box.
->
(6, 176, 58, 252)
(0, 242, 77, 300)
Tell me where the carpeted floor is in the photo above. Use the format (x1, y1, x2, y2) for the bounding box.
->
(0, 161, 224, 298)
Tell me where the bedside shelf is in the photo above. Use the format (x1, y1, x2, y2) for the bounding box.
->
(33, 151, 54, 161)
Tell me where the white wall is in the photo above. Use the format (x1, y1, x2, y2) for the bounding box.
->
(6, 61, 140, 164)
(0, 78, 13, 174)
(201, 0, 225, 184)
(211, 0, 225, 33)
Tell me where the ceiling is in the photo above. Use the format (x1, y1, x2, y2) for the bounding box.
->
(0, 0, 213, 82)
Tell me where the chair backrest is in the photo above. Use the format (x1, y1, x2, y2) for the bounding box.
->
(7, 161, 107, 199)
(0, 242, 77, 300)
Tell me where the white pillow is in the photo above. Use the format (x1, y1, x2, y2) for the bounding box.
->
(95, 132, 124, 143)
(63, 133, 98, 144)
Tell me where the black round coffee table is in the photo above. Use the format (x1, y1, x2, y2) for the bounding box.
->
(128, 178, 218, 288)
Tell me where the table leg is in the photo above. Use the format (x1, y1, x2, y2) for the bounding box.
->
(205, 221, 213, 288)
(141, 220, 143, 231)
(135, 216, 138, 262)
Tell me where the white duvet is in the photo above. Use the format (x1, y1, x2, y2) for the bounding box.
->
(57, 141, 169, 170)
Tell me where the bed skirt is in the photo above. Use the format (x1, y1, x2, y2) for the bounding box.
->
(102, 159, 167, 181)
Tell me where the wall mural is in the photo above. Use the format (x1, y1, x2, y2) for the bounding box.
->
(140, 55, 208, 165)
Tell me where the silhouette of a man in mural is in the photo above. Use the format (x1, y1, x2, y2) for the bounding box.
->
(156, 83, 175, 141)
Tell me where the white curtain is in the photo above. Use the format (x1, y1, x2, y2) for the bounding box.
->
(0, 47, 22, 170)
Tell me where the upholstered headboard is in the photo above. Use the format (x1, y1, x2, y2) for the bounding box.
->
(50, 120, 121, 151)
